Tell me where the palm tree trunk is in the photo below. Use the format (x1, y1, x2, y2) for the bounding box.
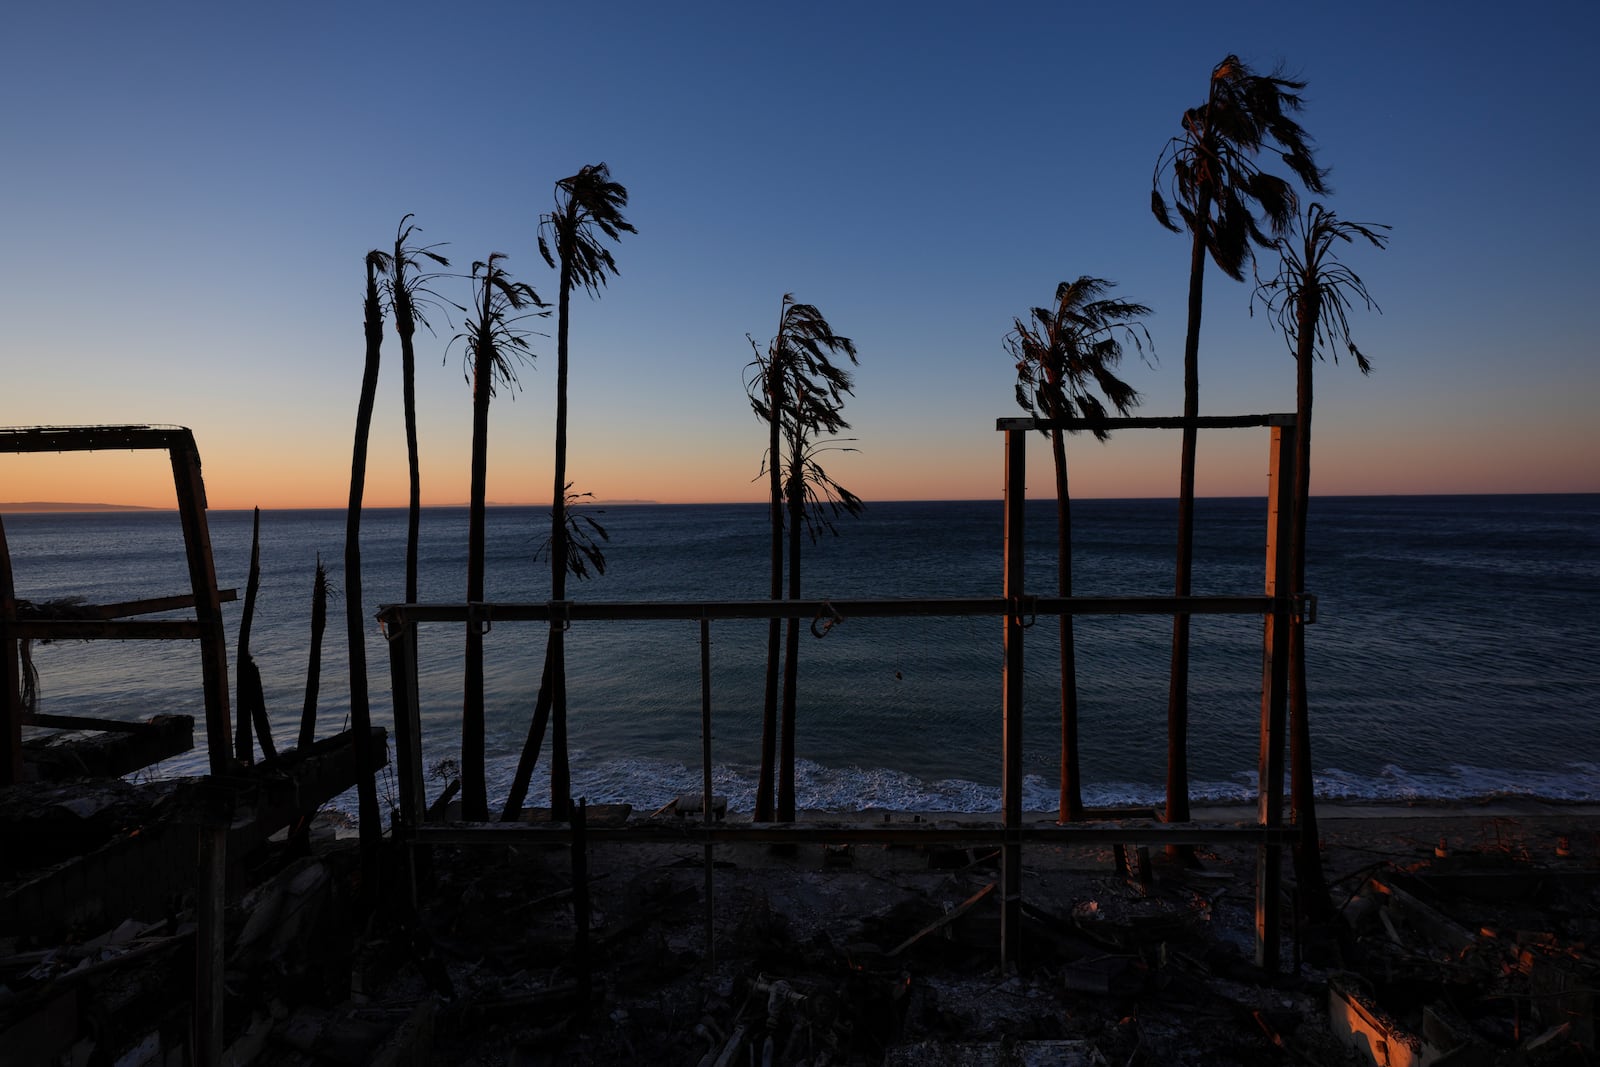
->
(1165, 189, 1211, 837)
(298, 555, 327, 751)
(234, 507, 261, 763)
(1052, 426, 1085, 822)
(461, 277, 494, 822)
(501, 652, 553, 820)
(756, 356, 784, 821)
(778, 454, 803, 823)
(397, 295, 422, 607)
(238, 507, 275, 761)
(345, 256, 385, 893)
(547, 237, 575, 820)
(1290, 294, 1332, 920)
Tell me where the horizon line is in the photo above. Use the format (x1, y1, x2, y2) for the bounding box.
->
(4, 489, 1597, 514)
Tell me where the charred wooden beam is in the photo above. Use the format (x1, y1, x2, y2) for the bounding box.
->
(995, 413, 1297, 432)
(408, 819, 1298, 847)
(22, 714, 193, 780)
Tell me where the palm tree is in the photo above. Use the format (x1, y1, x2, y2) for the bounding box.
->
(458, 253, 543, 821)
(521, 163, 634, 820)
(1254, 202, 1387, 919)
(345, 247, 392, 891)
(745, 295, 860, 822)
(1007, 277, 1149, 822)
(298, 554, 331, 751)
(384, 216, 450, 606)
(1151, 54, 1327, 832)
(500, 484, 610, 822)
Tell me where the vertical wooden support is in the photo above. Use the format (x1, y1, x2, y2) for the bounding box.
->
(168, 432, 233, 776)
(571, 796, 591, 1012)
(1255, 423, 1296, 970)
(700, 616, 715, 970)
(186, 781, 233, 1067)
(386, 618, 425, 833)
(1001, 428, 1026, 970)
(0, 515, 21, 786)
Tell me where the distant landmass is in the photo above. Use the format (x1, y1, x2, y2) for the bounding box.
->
(0, 501, 167, 513)
(443, 499, 661, 507)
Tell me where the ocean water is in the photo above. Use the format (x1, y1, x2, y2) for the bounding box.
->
(4, 495, 1597, 813)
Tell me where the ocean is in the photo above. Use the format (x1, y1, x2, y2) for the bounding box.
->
(4, 495, 1597, 813)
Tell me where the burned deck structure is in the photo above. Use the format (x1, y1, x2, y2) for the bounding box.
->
(0, 425, 388, 1065)
(378, 413, 1310, 973)
(0, 425, 236, 784)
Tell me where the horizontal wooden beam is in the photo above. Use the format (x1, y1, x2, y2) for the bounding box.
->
(0, 424, 198, 454)
(995, 414, 1296, 432)
(7, 619, 204, 640)
(19, 589, 239, 620)
(411, 819, 1298, 847)
(378, 594, 1285, 629)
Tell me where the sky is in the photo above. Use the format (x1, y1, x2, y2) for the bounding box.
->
(2, 1, 1596, 510)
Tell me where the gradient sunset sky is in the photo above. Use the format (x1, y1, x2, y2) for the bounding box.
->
(2, 2, 1595, 510)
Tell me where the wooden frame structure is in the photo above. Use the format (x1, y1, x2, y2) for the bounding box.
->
(378, 413, 1305, 971)
(0, 425, 234, 784)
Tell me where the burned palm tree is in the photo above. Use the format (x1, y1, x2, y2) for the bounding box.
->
(1008, 277, 1148, 822)
(234, 506, 275, 763)
(1151, 54, 1327, 831)
(298, 553, 333, 751)
(501, 484, 609, 821)
(1254, 202, 1387, 918)
(519, 163, 634, 820)
(458, 253, 544, 821)
(383, 216, 450, 606)
(345, 247, 393, 890)
(746, 295, 860, 822)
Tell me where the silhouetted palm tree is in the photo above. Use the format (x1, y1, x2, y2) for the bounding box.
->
(384, 216, 450, 606)
(746, 295, 860, 822)
(458, 253, 543, 821)
(1008, 277, 1149, 822)
(1151, 54, 1327, 832)
(515, 164, 634, 821)
(1254, 202, 1387, 919)
(298, 554, 332, 751)
(345, 247, 392, 890)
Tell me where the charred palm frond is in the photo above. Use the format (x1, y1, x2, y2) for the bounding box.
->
(1252, 202, 1388, 369)
(537, 163, 636, 294)
(450, 254, 547, 397)
(1152, 54, 1328, 280)
(1008, 276, 1150, 438)
(534, 484, 611, 580)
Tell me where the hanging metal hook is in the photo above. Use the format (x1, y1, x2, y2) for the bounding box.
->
(811, 600, 844, 638)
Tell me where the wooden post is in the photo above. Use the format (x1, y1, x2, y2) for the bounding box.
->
(0, 515, 21, 786)
(168, 432, 233, 776)
(570, 796, 591, 1013)
(700, 616, 715, 970)
(1256, 423, 1295, 970)
(1001, 428, 1026, 970)
(185, 780, 233, 1067)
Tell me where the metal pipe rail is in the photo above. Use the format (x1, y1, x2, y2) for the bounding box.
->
(375, 593, 1293, 631)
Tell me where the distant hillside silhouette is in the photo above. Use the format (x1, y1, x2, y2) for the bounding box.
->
(0, 501, 165, 513)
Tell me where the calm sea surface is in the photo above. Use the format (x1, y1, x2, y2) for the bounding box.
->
(5, 496, 1597, 812)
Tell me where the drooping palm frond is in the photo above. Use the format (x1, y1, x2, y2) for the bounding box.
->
(1253, 203, 1389, 371)
(744, 295, 859, 440)
(538, 163, 636, 296)
(450, 253, 547, 396)
(535, 484, 611, 580)
(384, 214, 452, 335)
(1007, 275, 1150, 440)
(1152, 54, 1329, 280)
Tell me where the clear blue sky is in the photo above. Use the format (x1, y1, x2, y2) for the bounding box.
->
(3, 1, 1596, 507)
